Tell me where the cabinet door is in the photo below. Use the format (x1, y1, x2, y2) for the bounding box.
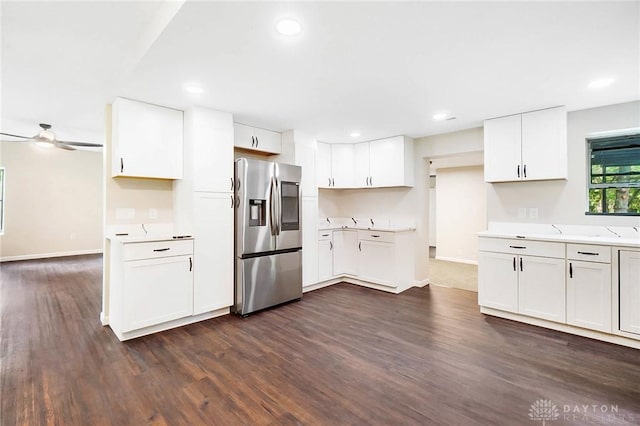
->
(331, 144, 355, 188)
(123, 255, 193, 332)
(112, 98, 184, 179)
(483, 114, 521, 182)
(317, 142, 332, 189)
(353, 142, 370, 188)
(369, 137, 404, 187)
(302, 197, 318, 287)
(333, 230, 358, 276)
(358, 240, 394, 286)
(478, 251, 518, 312)
(518, 256, 565, 323)
(521, 107, 567, 181)
(254, 127, 282, 154)
(188, 108, 234, 192)
(620, 250, 640, 335)
(318, 239, 334, 281)
(233, 123, 255, 150)
(567, 260, 611, 332)
(192, 192, 234, 314)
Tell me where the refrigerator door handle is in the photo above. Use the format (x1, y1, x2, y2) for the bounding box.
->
(276, 178, 282, 236)
(269, 176, 278, 236)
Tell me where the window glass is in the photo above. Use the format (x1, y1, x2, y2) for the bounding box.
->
(588, 134, 640, 215)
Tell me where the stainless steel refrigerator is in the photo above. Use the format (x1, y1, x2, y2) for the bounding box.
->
(234, 158, 302, 315)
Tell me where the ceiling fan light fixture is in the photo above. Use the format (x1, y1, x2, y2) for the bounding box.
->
(34, 140, 55, 149)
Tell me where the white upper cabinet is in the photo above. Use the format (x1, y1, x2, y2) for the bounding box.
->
(317, 136, 413, 189)
(186, 108, 234, 193)
(111, 97, 184, 179)
(331, 144, 355, 188)
(233, 123, 281, 155)
(317, 142, 332, 189)
(368, 136, 414, 187)
(484, 106, 567, 183)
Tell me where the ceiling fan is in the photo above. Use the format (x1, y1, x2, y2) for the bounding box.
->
(0, 123, 102, 150)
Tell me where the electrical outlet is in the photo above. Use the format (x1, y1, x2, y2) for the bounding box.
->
(517, 207, 527, 219)
(529, 208, 539, 219)
(149, 208, 158, 219)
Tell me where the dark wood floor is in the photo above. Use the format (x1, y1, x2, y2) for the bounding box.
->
(2, 255, 640, 425)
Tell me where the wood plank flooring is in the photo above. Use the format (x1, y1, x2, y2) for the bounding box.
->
(1, 255, 640, 425)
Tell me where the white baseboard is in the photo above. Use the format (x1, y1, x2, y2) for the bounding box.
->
(434, 256, 478, 266)
(413, 278, 430, 287)
(100, 312, 109, 326)
(0, 249, 103, 263)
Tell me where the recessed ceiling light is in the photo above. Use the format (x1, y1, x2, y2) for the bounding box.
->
(276, 18, 301, 36)
(184, 84, 204, 95)
(588, 77, 616, 89)
(350, 132, 361, 138)
(432, 112, 449, 121)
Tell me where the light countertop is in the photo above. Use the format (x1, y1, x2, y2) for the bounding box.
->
(318, 225, 416, 233)
(478, 230, 640, 249)
(106, 234, 194, 243)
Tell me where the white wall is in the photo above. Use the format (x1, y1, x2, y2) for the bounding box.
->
(0, 142, 103, 260)
(487, 100, 640, 226)
(435, 166, 486, 264)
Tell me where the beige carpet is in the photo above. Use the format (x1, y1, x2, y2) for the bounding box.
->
(429, 259, 478, 292)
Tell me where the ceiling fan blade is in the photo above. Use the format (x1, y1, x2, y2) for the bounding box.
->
(56, 139, 103, 148)
(55, 142, 76, 151)
(0, 131, 32, 139)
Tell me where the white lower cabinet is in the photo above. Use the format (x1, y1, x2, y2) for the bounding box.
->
(333, 230, 358, 276)
(314, 229, 415, 292)
(192, 192, 234, 314)
(478, 238, 565, 323)
(477, 251, 518, 312)
(619, 250, 640, 335)
(109, 239, 195, 340)
(358, 239, 394, 286)
(518, 256, 565, 323)
(123, 255, 194, 332)
(302, 197, 319, 287)
(318, 231, 334, 282)
(566, 244, 612, 333)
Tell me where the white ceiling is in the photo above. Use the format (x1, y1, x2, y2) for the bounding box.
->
(2, 1, 638, 146)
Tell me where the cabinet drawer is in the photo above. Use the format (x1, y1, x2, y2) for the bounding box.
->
(567, 244, 611, 263)
(318, 230, 333, 241)
(478, 237, 564, 258)
(123, 240, 194, 261)
(357, 230, 394, 243)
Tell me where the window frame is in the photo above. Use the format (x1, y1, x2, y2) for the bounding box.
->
(586, 129, 640, 216)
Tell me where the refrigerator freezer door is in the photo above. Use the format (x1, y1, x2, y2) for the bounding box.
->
(235, 158, 276, 256)
(235, 250, 302, 315)
(275, 162, 302, 251)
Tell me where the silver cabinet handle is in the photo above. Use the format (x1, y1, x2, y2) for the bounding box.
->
(358, 242, 362, 251)
(153, 248, 170, 252)
(328, 178, 331, 187)
(329, 241, 333, 250)
(321, 233, 329, 237)
(569, 262, 573, 278)
(371, 235, 380, 238)
(370, 176, 373, 186)
(523, 164, 527, 178)
(120, 157, 124, 173)
(513, 257, 516, 271)
(230, 195, 234, 208)
(230, 177, 234, 191)
(189, 257, 193, 272)
(519, 257, 523, 272)
(509, 245, 526, 249)
(517, 164, 520, 178)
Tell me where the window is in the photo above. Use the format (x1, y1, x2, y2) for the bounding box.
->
(587, 132, 640, 215)
(0, 168, 4, 233)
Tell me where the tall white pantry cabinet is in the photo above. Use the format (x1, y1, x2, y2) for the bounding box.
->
(174, 107, 235, 314)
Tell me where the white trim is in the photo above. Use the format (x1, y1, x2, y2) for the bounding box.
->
(0, 249, 103, 262)
(480, 306, 640, 350)
(435, 256, 478, 265)
(413, 278, 430, 287)
(110, 307, 229, 341)
(586, 127, 640, 140)
(304, 275, 428, 294)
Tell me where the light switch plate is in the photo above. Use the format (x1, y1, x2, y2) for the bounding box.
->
(517, 207, 527, 219)
(529, 208, 539, 219)
(149, 208, 158, 219)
